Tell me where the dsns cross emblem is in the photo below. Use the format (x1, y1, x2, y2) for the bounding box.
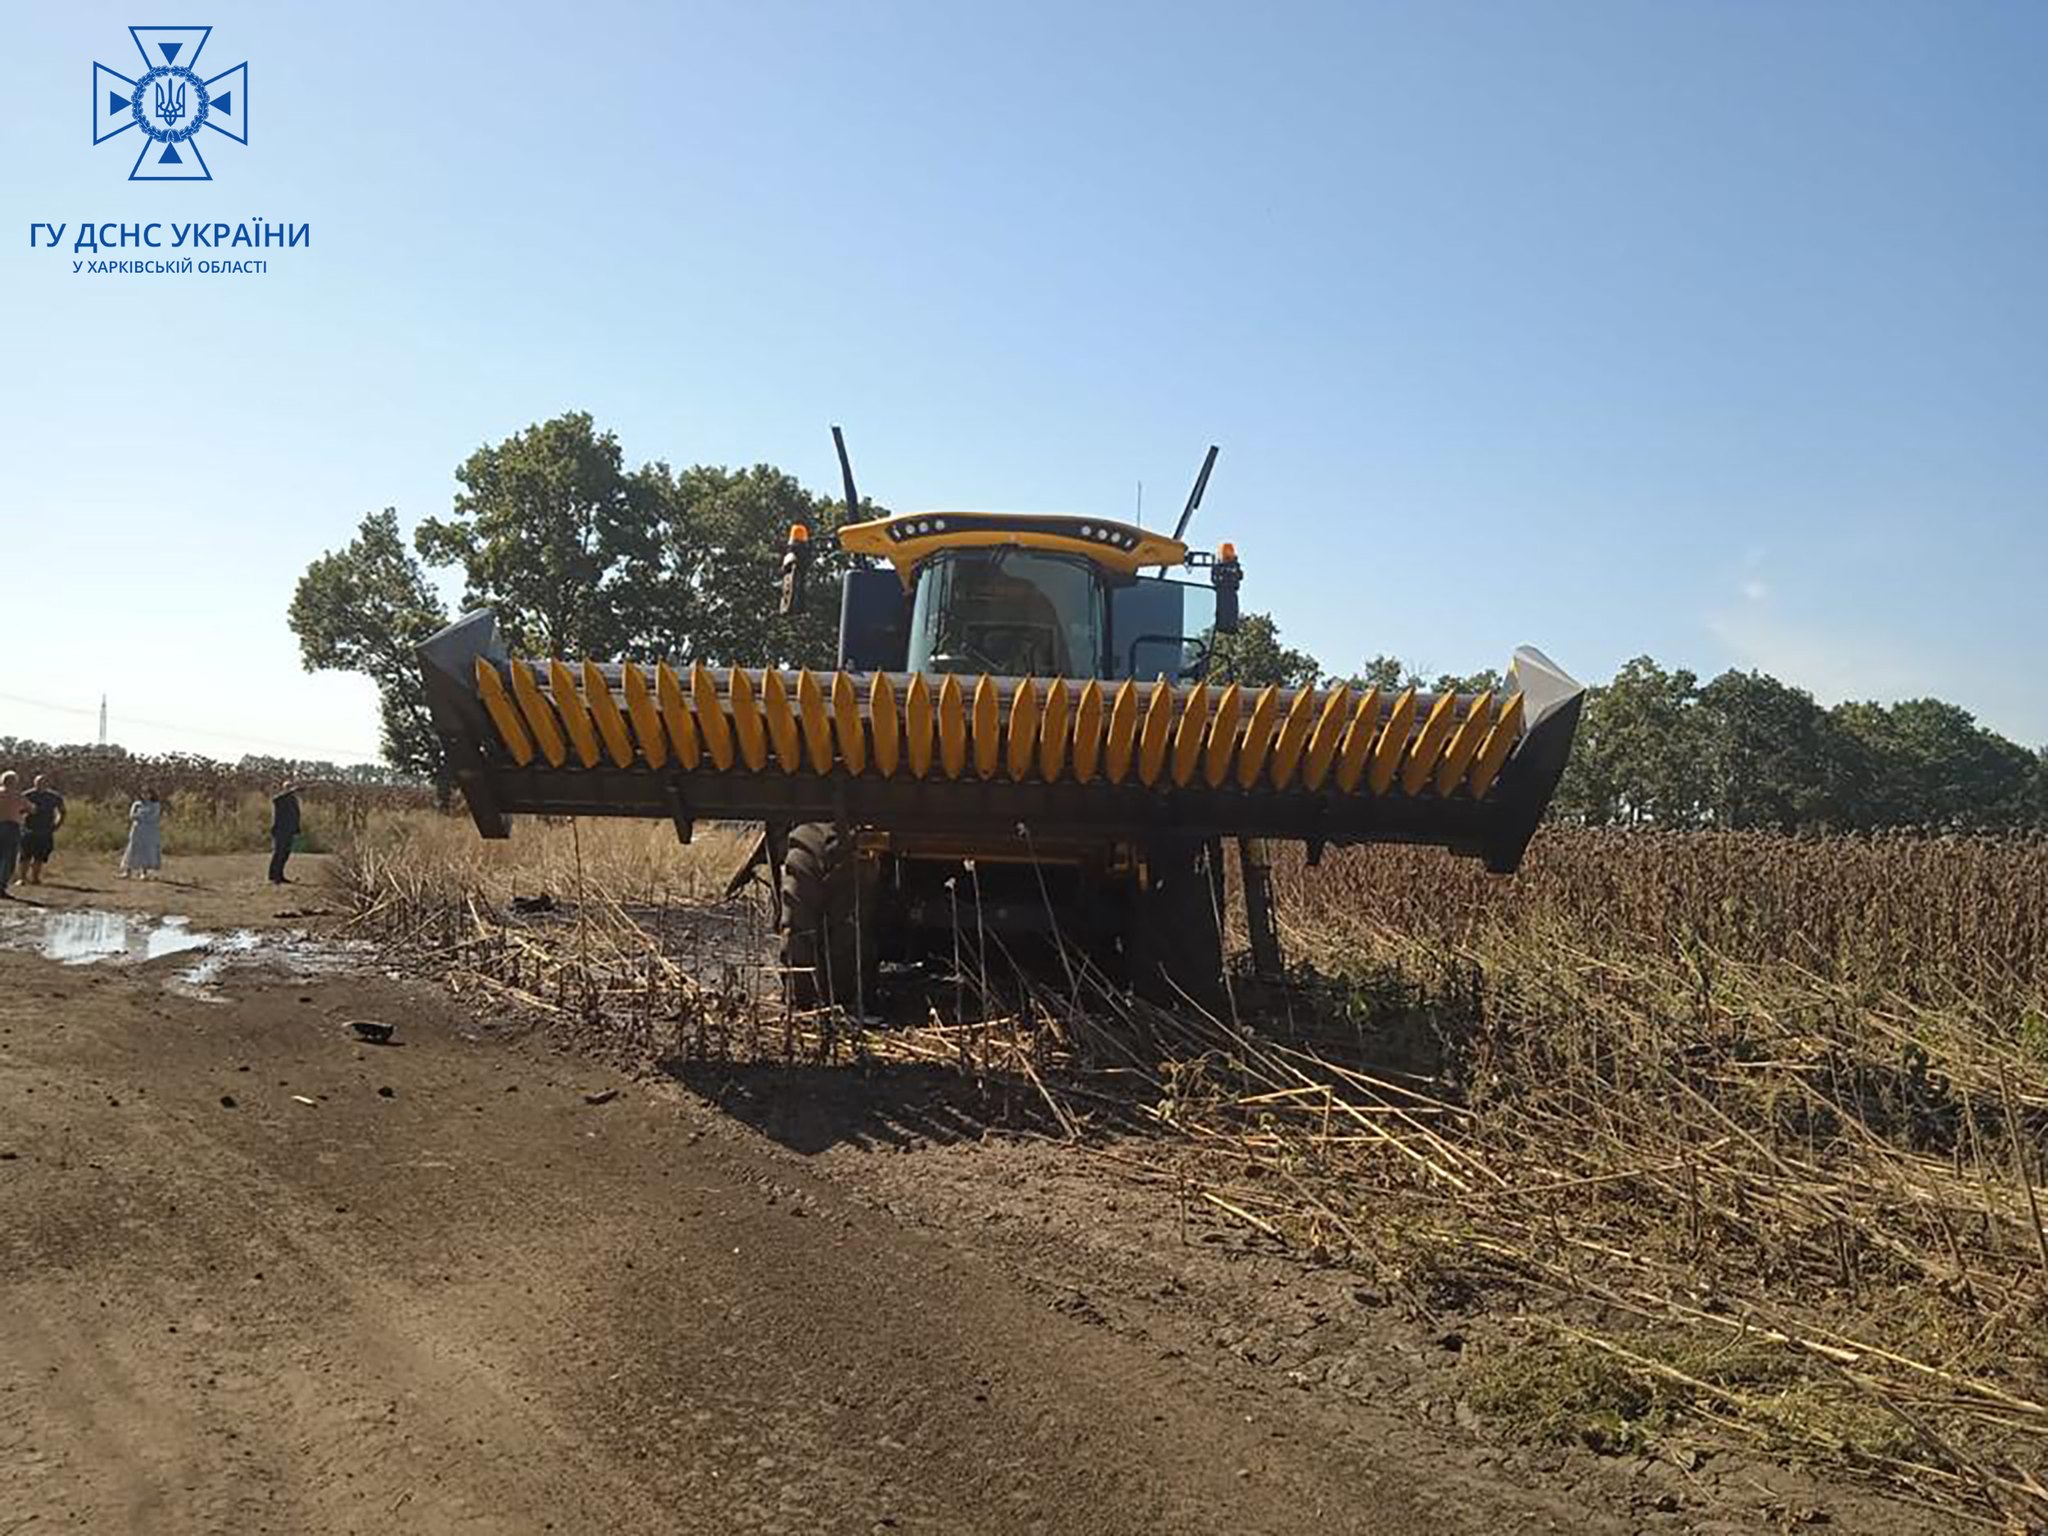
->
(93, 26, 248, 181)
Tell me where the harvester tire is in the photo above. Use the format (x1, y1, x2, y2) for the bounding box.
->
(1128, 839, 1226, 1013)
(779, 821, 877, 1012)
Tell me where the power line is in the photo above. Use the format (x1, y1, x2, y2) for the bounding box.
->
(0, 688, 381, 761)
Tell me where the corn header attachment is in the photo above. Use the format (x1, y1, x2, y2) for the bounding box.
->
(420, 613, 1581, 875)
(419, 441, 1583, 1005)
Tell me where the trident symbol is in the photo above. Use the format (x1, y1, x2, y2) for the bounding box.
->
(154, 79, 187, 126)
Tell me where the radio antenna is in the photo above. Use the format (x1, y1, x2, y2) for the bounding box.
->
(831, 425, 860, 520)
(1170, 444, 1219, 544)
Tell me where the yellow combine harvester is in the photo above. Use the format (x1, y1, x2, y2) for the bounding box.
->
(418, 438, 1584, 1008)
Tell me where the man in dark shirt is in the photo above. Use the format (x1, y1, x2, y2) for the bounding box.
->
(20, 775, 66, 886)
(269, 783, 303, 884)
(0, 771, 25, 896)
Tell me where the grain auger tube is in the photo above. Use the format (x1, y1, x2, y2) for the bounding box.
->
(418, 440, 1585, 1008)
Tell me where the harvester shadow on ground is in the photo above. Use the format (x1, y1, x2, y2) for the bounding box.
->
(657, 957, 1469, 1158)
(429, 875, 1481, 1154)
(664, 1057, 1085, 1154)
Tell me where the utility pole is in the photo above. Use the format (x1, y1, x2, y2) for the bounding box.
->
(98, 694, 107, 746)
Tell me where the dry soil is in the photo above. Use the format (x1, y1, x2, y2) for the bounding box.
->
(0, 856, 1941, 1534)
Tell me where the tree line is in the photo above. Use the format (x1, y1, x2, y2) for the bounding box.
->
(291, 411, 2048, 831)
(1550, 659, 2046, 832)
(1209, 622, 2046, 831)
(0, 739, 427, 798)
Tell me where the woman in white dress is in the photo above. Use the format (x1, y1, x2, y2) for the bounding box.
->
(120, 789, 164, 879)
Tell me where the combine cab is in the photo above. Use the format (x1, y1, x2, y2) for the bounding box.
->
(418, 440, 1584, 1008)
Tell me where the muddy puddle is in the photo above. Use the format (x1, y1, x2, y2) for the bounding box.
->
(0, 908, 361, 998)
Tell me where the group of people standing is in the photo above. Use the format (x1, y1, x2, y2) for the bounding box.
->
(0, 772, 67, 894)
(0, 776, 308, 896)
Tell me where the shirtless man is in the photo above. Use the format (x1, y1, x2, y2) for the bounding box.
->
(0, 771, 28, 897)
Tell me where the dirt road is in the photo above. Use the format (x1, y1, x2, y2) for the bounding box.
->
(1, 859, 1586, 1536)
(5, 858, 1930, 1535)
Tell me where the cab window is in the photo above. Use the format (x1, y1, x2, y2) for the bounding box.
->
(906, 550, 1106, 677)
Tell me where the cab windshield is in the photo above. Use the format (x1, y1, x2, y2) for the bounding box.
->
(906, 549, 1105, 677)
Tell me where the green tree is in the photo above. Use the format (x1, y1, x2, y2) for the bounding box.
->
(415, 412, 645, 658)
(1548, 680, 1613, 824)
(1694, 669, 1858, 830)
(1552, 657, 1710, 826)
(1203, 611, 1322, 688)
(288, 509, 451, 789)
(1831, 697, 2038, 829)
(1431, 667, 1505, 696)
(625, 463, 856, 669)
(1331, 657, 1499, 695)
(1344, 654, 1422, 693)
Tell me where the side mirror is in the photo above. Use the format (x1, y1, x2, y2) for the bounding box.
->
(1213, 544, 1242, 634)
(778, 523, 811, 616)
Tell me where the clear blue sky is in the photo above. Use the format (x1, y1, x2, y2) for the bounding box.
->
(3, 2, 2043, 762)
